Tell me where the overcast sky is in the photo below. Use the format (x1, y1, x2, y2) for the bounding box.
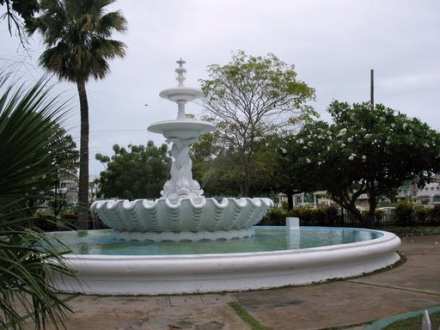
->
(1, 0, 439, 177)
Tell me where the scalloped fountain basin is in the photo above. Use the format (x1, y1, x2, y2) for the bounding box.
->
(49, 226, 401, 295)
(91, 197, 273, 241)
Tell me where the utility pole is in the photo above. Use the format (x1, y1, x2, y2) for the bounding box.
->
(370, 69, 374, 110)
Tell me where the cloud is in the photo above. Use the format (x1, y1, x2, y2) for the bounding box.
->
(1, 0, 440, 176)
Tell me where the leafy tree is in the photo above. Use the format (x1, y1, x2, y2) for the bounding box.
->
(24, 127, 79, 217)
(289, 101, 440, 225)
(27, 0, 127, 228)
(270, 134, 321, 209)
(95, 141, 170, 200)
(46, 129, 79, 216)
(0, 74, 74, 330)
(191, 132, 279, 197)
(201, 51, 315, 195)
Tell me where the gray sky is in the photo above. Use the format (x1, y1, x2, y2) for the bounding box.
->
(1, 0, 439, 177)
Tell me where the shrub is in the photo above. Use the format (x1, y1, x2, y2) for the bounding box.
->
(260, 206, 341, 226)
(415, 206, 429, 226)
(259, 208, 288, 226)
(428, 205, 440, 226)
(395, 202, 415, 226)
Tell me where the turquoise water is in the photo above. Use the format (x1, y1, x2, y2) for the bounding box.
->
(48, 226, 383, 256)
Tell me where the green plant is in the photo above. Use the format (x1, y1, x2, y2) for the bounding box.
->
(414, 206, 429, 226)
(428, 205, 440, 226)
(259, 207, 288, 226)
(0, 206, 74, 330)
(395, 202, 415, 226)
(0, 74, 75, 329)
(286, 101, 440, 226)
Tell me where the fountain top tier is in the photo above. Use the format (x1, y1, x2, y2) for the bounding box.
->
(148, 59, 214, 200)
(148, 59, 214, 143)
(156, 58, 204, 120)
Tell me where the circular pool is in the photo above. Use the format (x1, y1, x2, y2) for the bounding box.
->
(49, 226, 401, 295)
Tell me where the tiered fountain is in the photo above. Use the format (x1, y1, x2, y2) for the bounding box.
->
(50, 60, 401, 295)
(91, 59, 273, 241)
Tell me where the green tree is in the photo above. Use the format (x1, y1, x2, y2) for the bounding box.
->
(27, 0, 127, 228)
(191, 132, 280, 197)
(201, 51, 315, 195)
(0, 74, 74, 330)
(270, 134, 321, 209)
(95, 141, 170, 200)
(289, 101, 440, 225)
(46, 129, 79, 216)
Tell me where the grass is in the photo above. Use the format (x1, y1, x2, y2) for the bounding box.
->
(383, 311, 440, 329)
(228, 302, 267, 330)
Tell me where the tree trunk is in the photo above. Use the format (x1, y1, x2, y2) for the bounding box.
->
(76, 80, 90, 229)
(366, 193, 378, 227)
(287, 190, 294, 210)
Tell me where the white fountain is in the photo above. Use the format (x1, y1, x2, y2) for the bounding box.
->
(51, 60, 401, 295)
(91, 59, 273, 241)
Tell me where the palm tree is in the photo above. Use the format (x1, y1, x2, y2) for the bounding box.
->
(0, 73, 75, 330)
(27, 0, 127, 228)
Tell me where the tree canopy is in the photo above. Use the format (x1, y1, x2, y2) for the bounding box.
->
(284, 101, 440, 224)
(95, 141, 170, 200)
(191, 132, 280, 197)
(200, 51, 315, 195)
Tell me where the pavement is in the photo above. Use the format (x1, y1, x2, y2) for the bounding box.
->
(32, 235, 440, 330)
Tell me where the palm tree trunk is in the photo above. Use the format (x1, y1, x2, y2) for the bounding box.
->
(76, 80, 89, 229)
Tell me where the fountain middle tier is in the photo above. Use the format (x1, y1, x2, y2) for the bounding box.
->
(91, 197, 273, 241)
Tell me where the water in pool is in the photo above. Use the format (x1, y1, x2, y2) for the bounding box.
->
(47, 226, 383, 256)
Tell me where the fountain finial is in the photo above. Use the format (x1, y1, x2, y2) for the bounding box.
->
(176, 58, 186, 87)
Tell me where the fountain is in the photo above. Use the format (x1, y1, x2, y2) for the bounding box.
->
(49, 60, 401, 295)
(91, 59, 273, 241)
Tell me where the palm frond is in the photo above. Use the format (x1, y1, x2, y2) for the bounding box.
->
(0, 73, 68, 200)
(0, 73, 76, 330)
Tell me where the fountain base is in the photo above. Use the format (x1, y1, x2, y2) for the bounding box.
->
(91, 197, 273, 242)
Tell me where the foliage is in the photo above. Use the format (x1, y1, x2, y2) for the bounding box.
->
(0, 207, 74, 330)
(95, 141, 170, 200)
(27, 0, 127, 227)
(394, 202, 440, 227)
(45, 130, 79, 216)
(286, 101, 440, 225)
(0, 0, 39, 40)
(0, 74, 66, 203)
(0, 74, 74, 329)
(259, 206, 340, 226)
(191, 132, 280, 197)
(200, 51, 315, 195)
(27, 0, 127, 83)
(273, 133, 322, 209)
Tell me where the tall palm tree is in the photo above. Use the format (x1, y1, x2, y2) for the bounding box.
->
(27, 0, 127, 228)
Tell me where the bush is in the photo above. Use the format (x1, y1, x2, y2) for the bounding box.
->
(259, 206, 340, 226)
(259, 208, 288, 226)
(395, 202, 415, 226)
(415, 206, 429, 225)
(428, 205, 440, 226)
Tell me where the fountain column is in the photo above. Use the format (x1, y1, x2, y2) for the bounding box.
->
(151, 59, 211, 201)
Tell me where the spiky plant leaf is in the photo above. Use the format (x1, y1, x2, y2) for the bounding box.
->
(0, 74, 75, 330)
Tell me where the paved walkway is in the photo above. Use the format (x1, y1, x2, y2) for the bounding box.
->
(39, 235, 440, 330)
